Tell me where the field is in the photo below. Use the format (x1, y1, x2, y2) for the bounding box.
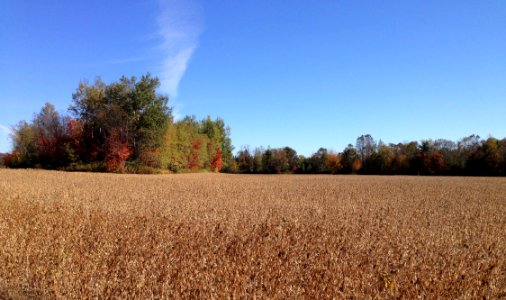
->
(0, 170, 505, 299)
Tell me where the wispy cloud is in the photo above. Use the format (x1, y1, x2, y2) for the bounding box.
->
(157, 0, 204, 100)
(0, 124, 12, 136)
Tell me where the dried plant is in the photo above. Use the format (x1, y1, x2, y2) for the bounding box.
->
(0, 169, 505, 299)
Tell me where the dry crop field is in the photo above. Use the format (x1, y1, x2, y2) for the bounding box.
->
(0, 169, 505, 299)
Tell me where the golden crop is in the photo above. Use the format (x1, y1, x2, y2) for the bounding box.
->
(0, 169, 505, 299)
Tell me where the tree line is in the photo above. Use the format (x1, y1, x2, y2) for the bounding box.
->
(233, 134, 506, 176)
(1, 73, 505, 176)
(2, 74, 234, 173)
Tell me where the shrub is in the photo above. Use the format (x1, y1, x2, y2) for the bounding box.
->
(66, 162, 106, 172)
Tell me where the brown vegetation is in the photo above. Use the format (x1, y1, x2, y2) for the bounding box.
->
(0, 169, 505, 298)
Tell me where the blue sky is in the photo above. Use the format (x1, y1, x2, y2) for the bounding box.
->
(1, 1, 505, 155)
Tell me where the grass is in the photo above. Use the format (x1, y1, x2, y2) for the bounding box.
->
(0, 169, 505, 298)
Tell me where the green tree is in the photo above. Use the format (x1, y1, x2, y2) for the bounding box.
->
(253, 147, 264, 173)
(214, 118, 234, 170)
(283, 146, 299, 172)
(9, 121, 38, 167)
(341, 144, 360, 174)
(69, 74, 172, 162)
(365, 140, 394, 174)
(308, 148, 328, 173)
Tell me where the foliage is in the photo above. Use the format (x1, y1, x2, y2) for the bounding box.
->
(69, 74, 171, 161)
(104, 128, 131, 172)
(4, 74, 234, 173)
(124, 161, 162, 174)
(65, 162, 106, 172)
(161, 116, 233, 173)
(235, 135, 506, 176)
(211, 151, 223, 172)
(2, 73, 505, 176)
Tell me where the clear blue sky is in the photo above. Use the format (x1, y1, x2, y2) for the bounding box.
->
(1, 1, 505, 155)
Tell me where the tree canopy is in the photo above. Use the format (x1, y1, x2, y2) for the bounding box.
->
(3, 74, 505, 176)
(233, 135, 506, 176)
(5, 74, 233, 173)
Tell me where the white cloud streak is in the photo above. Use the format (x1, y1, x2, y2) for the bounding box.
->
(0, 124, 12, 136)
(157, 0, 203, 100)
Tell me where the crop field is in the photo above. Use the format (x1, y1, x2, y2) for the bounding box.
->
(0, 169, 505, 299)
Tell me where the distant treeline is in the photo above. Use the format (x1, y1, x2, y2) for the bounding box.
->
(1, 74, 505, 176)
(233, 134, 506, 176)
(2, 74, 234, 173)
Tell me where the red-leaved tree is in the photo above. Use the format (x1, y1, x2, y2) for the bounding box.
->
(105, 128, 131, 172)
(212, 151, 223, 172)
(3, 151, 21, 167)
(188, 139, 201, 171)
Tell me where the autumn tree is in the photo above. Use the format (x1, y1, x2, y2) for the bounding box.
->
(253, 148, 264, 173)
(200, 116, 232, 172)
(365, 140, 394, 174)
(6, 121, 38, 167)
(325, 151, 342, 174)
(356, 134, 376, 165)
(389, 141, 418, 174)
(4, 72, 505, 176)
(433, 139, 459, 174)
(69, 74, 171, 164)
(283, 147, 300, 173)
(33, 103, 71, 168)
(307, 148, 329, 173)
(211, 151, 223, 172)
(261, 148, 275, 173)
(213, 118, 234, 171)
(467, 137, 504, 176)
(237, 147, 254, 173)
(341, 144, 360, 174)
(457, 135, 481, 174)
(270, 148, 289, 174)
(162, 121, 191, 172)
(105, 128, 131, 172)
(414, 140, 446, 175)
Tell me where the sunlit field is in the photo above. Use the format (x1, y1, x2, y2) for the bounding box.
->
(0, 169, 505, 298)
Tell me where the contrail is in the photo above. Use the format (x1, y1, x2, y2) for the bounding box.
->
(157, 0, 203, 100)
